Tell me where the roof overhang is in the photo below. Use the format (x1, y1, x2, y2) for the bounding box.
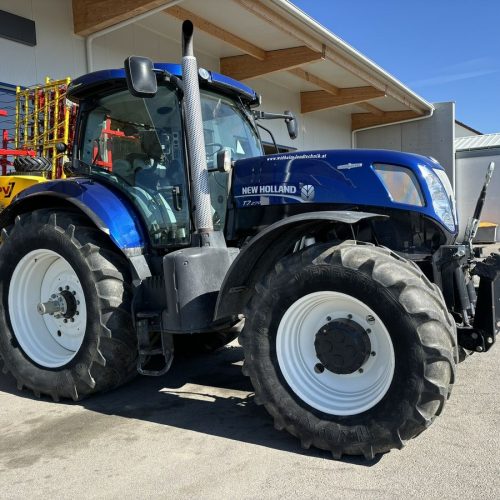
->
(72, 0, 434, 131)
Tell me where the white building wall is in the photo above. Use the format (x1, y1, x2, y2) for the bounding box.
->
(455, 150, 500, 240)
(0, 1, 352, 150)
(92, 23, 219, 76)
(0, 0, 85, 85)
(249, 79, 352, 151)
(355, 102, 456, 186)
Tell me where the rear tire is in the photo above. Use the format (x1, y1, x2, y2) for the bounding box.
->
(13, 155, 52, 173)
(240, 241, 457, 459)
(0, 209, 137, 401)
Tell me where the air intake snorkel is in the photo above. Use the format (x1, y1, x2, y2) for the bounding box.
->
(181, 20, 216, 244)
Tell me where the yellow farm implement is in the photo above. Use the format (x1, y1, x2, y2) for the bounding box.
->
(0, 77, 75, 209)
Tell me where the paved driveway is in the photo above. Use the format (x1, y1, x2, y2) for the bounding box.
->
(0, 342, 498, 499)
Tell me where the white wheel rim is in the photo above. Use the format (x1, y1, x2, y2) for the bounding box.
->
(276, 291, 395, 416)
(8, 249, 88, 368)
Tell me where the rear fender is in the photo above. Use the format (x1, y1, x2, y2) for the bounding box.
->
(0, 179, 151, 280)
(214, 210, 385, 320)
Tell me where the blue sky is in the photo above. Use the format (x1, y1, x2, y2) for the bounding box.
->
(292, 0, 500, 134)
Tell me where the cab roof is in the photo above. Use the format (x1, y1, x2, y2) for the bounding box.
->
(67, 62, 259, 104)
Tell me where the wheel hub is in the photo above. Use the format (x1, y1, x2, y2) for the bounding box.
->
(314, 318, 371, 374)
(9, 249, 87, 368)
(37, 288, 78, 319)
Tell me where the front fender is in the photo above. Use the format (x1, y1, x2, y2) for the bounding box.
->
(5, 178, 147, 252)
(0, 178, 151, 280)
(214, 210, 386, 320)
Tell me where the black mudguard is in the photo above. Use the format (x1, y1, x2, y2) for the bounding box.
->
(214, 210, 386, 321)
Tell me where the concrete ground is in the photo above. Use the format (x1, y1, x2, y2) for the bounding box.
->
(0, 342, 498, 499)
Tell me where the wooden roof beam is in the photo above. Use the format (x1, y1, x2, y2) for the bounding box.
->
(165, 6, 388, 116)
(301, 87, 385, 113)
(288, 68, 339, 95)
(290, 69, 386, 115)
(356, 102, 385, 116)
(165, 6, 266, 60)
(235, 0, 428, 115)
(73, 0, 174, 36)
(352, 110, 421, 131)
(220, 46, 324, 81)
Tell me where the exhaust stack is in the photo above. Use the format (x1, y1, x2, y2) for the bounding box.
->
(181, 20, 214, 237)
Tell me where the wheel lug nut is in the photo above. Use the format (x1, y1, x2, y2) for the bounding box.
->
(371, 351, 376, 356)
(65, 286, 69, 290)
(358, 368, 364, 373)
(72, 291, 76, 295)
(70, 318, 75, 323)
(326, 316, 332, 321)
(76, 311, 79, 315)
(347, 314, 352, 319)
(57, 330, 62, 337)
(366, 315, 375, 324)
(63, 319, 68, 323)
(366, 329, 371, 334)
(314, 363, 325, 374)
(58, 287, 62, 292)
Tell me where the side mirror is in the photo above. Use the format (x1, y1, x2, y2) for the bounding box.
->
(284, 110, 298, 140)
(209, 148, 233, 173)
(124, 56, 157, 98)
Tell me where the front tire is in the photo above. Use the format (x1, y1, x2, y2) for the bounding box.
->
(241, 242, 457, 459)
(0, 210, 137, 401)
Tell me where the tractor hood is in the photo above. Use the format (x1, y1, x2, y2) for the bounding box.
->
(232, 149, 457, 234)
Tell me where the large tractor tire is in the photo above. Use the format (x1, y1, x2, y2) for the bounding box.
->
(240, 241, 457, 459)
(13, 155, 52, 173)
(0, 209, 137, 401)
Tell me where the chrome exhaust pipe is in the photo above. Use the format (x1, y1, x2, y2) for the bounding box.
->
(181, 20, 213, 236)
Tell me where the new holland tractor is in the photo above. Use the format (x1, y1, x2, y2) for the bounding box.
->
(0, 22, 498, 459)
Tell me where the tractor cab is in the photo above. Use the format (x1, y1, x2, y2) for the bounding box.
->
(67, 64, 264, 247)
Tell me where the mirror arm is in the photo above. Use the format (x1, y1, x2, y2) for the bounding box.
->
(161, 72, 184, 96)
(253, 110, 298, 141)
(253, 111, 290, 121)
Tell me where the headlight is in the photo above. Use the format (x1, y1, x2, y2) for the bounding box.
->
(419, 165, 455, 231)
(373, 164, 424, 206)
(433, 168, 458, 227)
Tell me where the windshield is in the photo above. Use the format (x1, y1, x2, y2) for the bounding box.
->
(79, 86, 264, 245)
(201, 90, 262, 230)
(80, 86, 190, 247)
(200, 90, 262, 161)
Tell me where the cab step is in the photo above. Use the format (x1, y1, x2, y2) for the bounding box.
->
(136, 312, 174, 376)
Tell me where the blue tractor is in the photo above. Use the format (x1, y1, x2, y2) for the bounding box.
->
(0, 22, 498, 459)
